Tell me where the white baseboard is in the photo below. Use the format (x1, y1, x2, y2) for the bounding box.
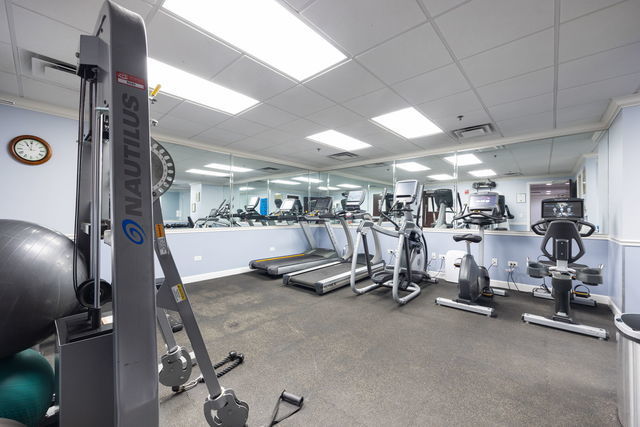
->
(182, 266, 252, 284)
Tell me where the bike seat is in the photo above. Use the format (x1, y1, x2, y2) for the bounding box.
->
(453, 234, 482, 243)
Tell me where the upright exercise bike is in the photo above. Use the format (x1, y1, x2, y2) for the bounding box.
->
(435, 192, 507, 316)
(522, 198, 608, 339)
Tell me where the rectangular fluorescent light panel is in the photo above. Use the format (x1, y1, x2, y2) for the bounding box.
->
(429, 174, 454, 181)
(337, 184, 361, 189)
(371, 107, 443, 139)
(293, 176, 323, 183)
(270, 179, 300, 185)
(318, 186, 340, 191)
(205, 162, 253, 173)
(163, 0, 346, 81)
(396, 161, 430, 172)
(238, 186, 255, 191)
(306, 130, 371, 151)
(147, 58, 258, 114)
(444, 153, 482, 166)
(469, 169, 496, 177)
(186, 169, 229, 177)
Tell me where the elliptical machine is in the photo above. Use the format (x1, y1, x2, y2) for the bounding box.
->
(522, 198, 608, 339)
(435, 192, 507, 317)
(352, 180, 436, 305)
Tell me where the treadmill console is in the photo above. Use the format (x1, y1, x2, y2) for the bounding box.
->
(246, 196, 260, 212)
(541, 198, 584, 219)
(394, 180, 419, 204)
(279, 198, 296, 212)
(312, 197, 332, 213)
(433, 189, 453, 208)
(345, 190, 366, 211)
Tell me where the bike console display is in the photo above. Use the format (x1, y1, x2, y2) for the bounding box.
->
(541, 198, 584, 220)
(468, 192, 499, 212)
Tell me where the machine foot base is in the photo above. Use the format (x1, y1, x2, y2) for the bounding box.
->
(522, 313, 608, 339)
(435, 297, 495, 317)
(532, 289, 597, 307)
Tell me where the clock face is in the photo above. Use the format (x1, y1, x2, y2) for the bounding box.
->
(9, 135, 52, 165)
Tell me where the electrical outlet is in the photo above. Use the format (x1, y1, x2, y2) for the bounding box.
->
(194, 255, 202, 261)
(432, 252, 437, 259)
(508, 261, 518, 268)
(491, 258, 498, 266)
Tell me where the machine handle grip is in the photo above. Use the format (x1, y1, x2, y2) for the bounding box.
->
(281, 391, 304, 407)
(530, 219, 548, 236)
(576, 219, 596, 237)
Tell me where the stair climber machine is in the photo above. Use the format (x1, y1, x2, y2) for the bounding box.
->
(435, 192, 508, 317)
(249, 197, 342, 276)
(283, 190, 385, 295)
(522, 198, 608, 339)
(55, 3, 304, 426)
(351, 180, 437, 305)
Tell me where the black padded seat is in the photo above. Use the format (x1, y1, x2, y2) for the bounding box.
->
(453, 234, 482, 243)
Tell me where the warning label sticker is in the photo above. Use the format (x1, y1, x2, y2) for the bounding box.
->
(172, 283, 187, 303)
(116, 72, 146, 90)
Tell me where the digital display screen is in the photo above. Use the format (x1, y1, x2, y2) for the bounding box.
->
(347, 190, 365, 203)
(468, 193, 498, 210)
(248, 196, 259, 206)
(314, 197, 331, 210)
(280, 199, 295, 210)
(395, 180, 417, 199)
(542, 199, 583, 219)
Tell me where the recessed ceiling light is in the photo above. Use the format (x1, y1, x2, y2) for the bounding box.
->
(444, 153, 482, 166)
(546, 182, 553, 186)
(469, 169, 496, 177)
(371, 107, 443, 139)
(337, 183, 361, 189)
(238, 186, 255, 191)
(545, 190, 552, 194)
(270, 179, 300, 185)
(147, 58, 258, 114)
(163, 0, 346, 81)
(428, 174, 454, 181)
(306, 130, 371, 151)
(293, 176, 323, 183)
(318, 186, 340, 191)
(205, 162, 253, 173)
(396, 161, 431, 172)
(186, 169, 229, 177)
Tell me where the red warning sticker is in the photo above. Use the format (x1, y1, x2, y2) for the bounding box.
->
(116, 72, 146, 90)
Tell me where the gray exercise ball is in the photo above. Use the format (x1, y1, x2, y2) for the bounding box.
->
(0, 220, 85, 359)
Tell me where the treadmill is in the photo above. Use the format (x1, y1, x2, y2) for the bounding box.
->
(283, 190, 385, 295)
(249, 197, 342, 276)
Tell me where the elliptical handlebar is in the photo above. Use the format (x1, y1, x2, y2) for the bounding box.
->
(453, 211, 498, 222)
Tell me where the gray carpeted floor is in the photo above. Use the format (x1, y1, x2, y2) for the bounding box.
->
(158, 273, 619, 427)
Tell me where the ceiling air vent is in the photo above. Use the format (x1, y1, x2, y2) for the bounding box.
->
(502, 171, 522, 177)
(452, 123, 495, 139)
(259, 167, 279, 172)
(362, 162, 389, 168)
(328, 152, 359, 161)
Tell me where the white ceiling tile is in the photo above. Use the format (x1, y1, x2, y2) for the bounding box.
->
(461, 29, 554, 87)
(0, 70, 18, 95)
(253, 128, 295, 144)
(195, 126, 246, 146)
(240, 103, 298, 127)
(560, 0, 625, 23)
(154, 115, 212, 139)
(417, 90, 483, 120)
(343, 87, 408, 118)
(435, 0, 554, 59)
(419, 0, 468, 17)
(12, 6, 81, 64)
(215, 117, 268, 137)
(147, 11, 241, 79)
(410, 132, 456, 150)
(305, 60, 384, 103)
(558, 42, 640, 89)
(21, 77, 77, 109)
(302, 0, 426, 55)
(559, 1, 640, 62)
(556, 101, 609, 125)
(497, 110, 554, 137)
(488, 92, 554, 121)
(212, 56, 296, 100)
(0, 0, 11, 43)
(12, 0, 152, 33)
(150, 93, 184, 117)
(166, 101, 230, 126)
(229, 137, 282, 153)
(431, 109, 492, 131)
(476, 67, 554, 106)
(0, 42, 14, 74)
(267, 85, 334, 116)
(306, 105, 362, 128)
(275, 118, 326, 137)
(257, 140, 309, 156)
(557, 73, 640, 108)
(360, 129, 410, 147)
(392, 63, 469, 105)
(357, 23, 452, 84)
(338, 120, 388, 139)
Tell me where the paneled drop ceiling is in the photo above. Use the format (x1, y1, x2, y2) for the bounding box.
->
(0, 0, 639, 170)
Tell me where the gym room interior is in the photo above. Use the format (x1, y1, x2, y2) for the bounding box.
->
(0, 1, 639, 426)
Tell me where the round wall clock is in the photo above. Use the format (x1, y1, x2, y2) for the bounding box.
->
(8, 135, 52, 165)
